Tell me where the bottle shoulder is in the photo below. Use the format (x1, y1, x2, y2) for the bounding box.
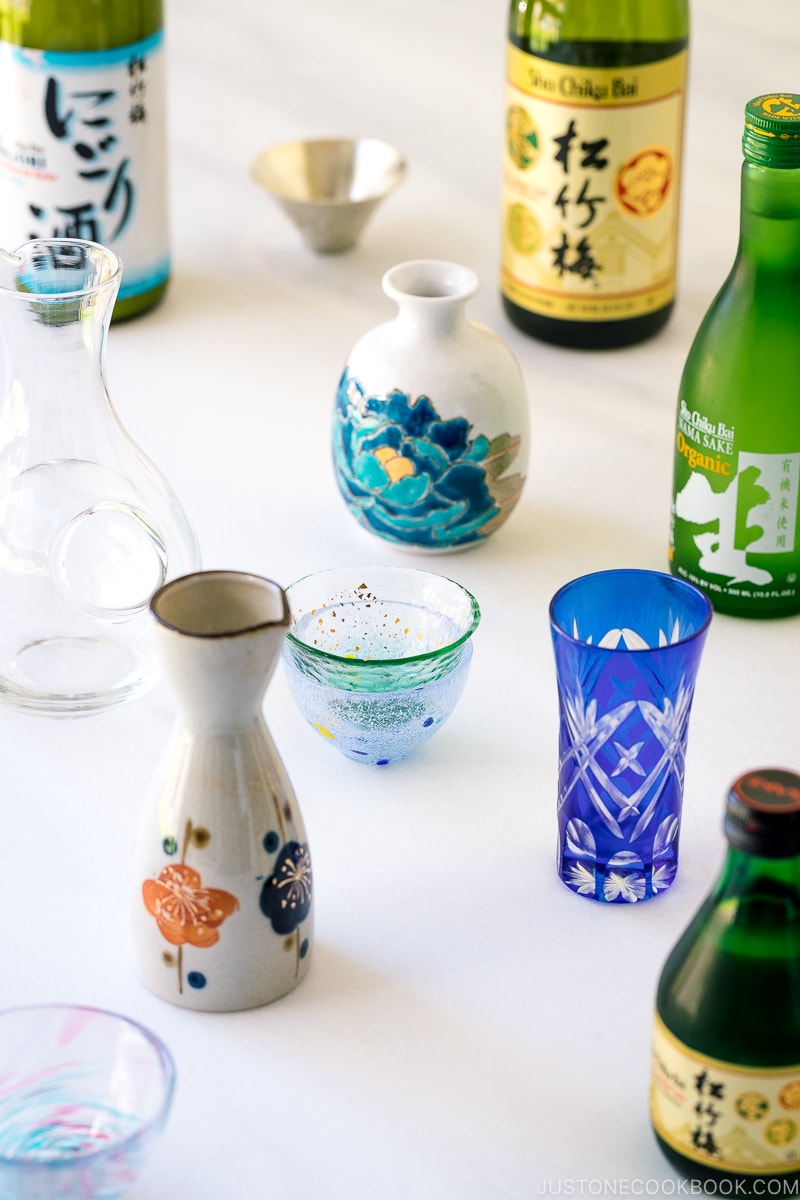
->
(507, 34, 688, 66)
(679, 260, 800, 428)
(0, 0, 162, 50)
(506, 0, 690, 58)
(657, 873, 800, 1064)
(508, 0, 688, 63)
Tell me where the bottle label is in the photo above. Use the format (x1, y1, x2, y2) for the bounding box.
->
(501, 47, 687, 321)
(650, 1014, 800, 1172)
(670, 398, 800, 604)
(0, 34, 169, 300)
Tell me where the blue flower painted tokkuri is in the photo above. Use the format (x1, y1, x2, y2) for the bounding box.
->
(332, 368, 526, 550)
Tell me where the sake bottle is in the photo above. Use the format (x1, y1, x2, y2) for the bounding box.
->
(0, 0, 169, 321)
(500, 0, 689, 349)
(650, 768, 800, 1193)
(669, 94, 800, 617)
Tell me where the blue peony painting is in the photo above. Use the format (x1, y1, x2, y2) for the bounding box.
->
(332, 368, 526, 549)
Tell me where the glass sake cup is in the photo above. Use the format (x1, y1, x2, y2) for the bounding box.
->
(0, 1004, 175, 1200)
(282, 566, 481, 765)
(549, 568, 712, 903)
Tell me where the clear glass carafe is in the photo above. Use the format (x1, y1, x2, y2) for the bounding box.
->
(0, 238, 200, 714)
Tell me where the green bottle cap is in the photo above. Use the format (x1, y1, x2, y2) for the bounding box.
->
(743, 94, 800, 167)
(725, 768, 800, 857)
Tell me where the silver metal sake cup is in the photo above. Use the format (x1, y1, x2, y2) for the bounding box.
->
(250, 136, 407, 254)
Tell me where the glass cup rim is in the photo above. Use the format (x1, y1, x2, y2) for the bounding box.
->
(0, 1002, 176, 1169)
(285, 565, 481, 669)
(549, 567, 713, 651)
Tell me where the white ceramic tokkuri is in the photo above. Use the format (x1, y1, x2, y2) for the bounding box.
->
(332, 259, 530, 553)
(131, 571, 313, 1013)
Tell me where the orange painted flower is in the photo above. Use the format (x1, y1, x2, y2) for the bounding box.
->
(142, 863, 238, 948)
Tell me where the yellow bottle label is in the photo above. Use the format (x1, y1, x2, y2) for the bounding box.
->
(650, 1014, 800, 1173)
(501, 47, 687, 322)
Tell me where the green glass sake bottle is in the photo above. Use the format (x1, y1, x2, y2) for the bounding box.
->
(650, 768, 800, 1194)
(669, 94, 800, 617)
(501, 0, 689, 349)
(0, 0, 169, 320)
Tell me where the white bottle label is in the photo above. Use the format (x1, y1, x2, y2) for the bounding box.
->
(0, 33, 169, 300)
(650, 1014, 800, 1173)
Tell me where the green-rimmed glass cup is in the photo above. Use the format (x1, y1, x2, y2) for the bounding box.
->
(282, 565, 481, 765)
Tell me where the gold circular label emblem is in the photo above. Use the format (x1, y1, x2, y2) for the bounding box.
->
(507, 105, 539, 170)
(506, 203, 541, 256)
(779, 1081, 800, 1111)
(615, 147, 673, 217)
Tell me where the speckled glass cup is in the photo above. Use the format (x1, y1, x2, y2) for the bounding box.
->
(282, 566, 480, 765)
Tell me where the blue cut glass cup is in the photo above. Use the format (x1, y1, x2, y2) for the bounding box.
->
(549, 569, 712, 903)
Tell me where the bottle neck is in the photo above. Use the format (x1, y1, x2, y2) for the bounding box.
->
(0, 245, 119, 436)
(706, 843, 800, 958)
(0, 294, 114, 454)
(716, 844, 800, 888)
(382, 261, 476, 341)
(392, 295, 468, 340)
(738, 160, 800, 268)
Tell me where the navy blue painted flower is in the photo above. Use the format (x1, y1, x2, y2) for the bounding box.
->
(259, 841, 313, 935)
(331, 369, 524, 549)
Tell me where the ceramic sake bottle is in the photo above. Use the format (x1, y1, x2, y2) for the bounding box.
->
(332, 259, 529, 552)
(132, 570, 313, 1012)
